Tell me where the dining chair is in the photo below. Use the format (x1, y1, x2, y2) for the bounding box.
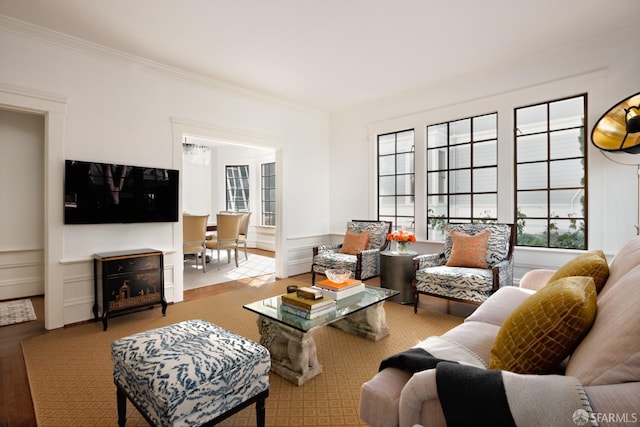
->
(183, 214, 209, 273)
(206, 211, 240, 245)
(237, 212, 252, 260)
(206, 213, 242, 269)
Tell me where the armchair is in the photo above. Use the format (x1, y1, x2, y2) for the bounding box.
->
(311, 220, 392, 285)
(413, 223, 515, 310)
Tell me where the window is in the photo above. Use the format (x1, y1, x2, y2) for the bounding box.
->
(378, 129, 415, 231)
(426, 113, 498, 240)
(261, 162, 276, 226)
(225, 165, 249, 211)
(515, 94, 587, 249)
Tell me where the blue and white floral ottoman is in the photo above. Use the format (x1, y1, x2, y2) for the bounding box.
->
(111, 319, 270, 427)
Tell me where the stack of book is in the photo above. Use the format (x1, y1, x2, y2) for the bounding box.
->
(313, 278, 365, 300)
(281, 288, 337, 319)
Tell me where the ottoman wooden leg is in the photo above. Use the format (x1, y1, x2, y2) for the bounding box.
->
(116, 386, 127, 427)
(256, 396, 266, 427)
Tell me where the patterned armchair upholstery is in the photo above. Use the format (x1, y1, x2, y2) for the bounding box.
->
(311, 220, 392, 285)
(413, 223, 515, 310)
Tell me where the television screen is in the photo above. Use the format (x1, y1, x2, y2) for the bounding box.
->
(64, 160, 179, 224)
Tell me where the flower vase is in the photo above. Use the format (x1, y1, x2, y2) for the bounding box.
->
(396, 241, 409, 253)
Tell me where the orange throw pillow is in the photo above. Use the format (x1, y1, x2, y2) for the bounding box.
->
(339, 230, 370, 255)
(446, 230, 490, 268)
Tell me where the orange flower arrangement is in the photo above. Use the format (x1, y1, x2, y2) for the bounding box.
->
(387, 229, 417, 243)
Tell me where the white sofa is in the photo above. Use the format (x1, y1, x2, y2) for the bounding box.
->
(360, 236, 640, 427)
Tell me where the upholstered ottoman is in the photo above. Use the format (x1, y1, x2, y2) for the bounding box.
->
(111, 319, 270, 427)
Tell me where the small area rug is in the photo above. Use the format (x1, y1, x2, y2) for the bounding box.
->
(22, 279, 462, 426)
(0, 298, 36, 327)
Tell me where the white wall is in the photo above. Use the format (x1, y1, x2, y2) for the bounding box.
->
(182, 152, 212, 216)
(329, 25, 640, 280)
(0, 19, 330, 328)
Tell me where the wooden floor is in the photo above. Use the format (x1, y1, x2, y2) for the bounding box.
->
(0, 248, 470, 427)
(0, 296, 44, 427)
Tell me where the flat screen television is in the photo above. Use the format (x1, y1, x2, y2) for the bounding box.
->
(64, 160, 179, 224)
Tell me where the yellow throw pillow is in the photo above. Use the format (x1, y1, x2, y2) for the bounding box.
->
(339, 230, 370, 255)
(489, 276, 597, 374)
(446, 230, 490, 268)
(547, 250, 609, 293)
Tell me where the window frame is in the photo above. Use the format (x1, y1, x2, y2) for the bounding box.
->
(377, 129, 416, 232)
(514, 93, 588, 249)
(425, 112, 499, 241)
(225, 164, 250, 211)
(260, 162, 276, 226)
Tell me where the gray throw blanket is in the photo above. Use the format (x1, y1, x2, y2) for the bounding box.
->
(379, 347, 450, 373)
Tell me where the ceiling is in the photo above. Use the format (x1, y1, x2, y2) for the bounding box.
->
(1, 0, 638, 112)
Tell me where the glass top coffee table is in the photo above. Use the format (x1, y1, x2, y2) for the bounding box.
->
(243, 285, 399, 385)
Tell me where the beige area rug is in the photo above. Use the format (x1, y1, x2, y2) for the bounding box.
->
(0, 298, 37, 327)
(184, 252, 276, 290)
(22, 279, 462, 426)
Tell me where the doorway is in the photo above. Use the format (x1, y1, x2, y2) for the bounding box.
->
(182, 136, 276, 290)
(1, 84, 74, 330)
(0, 108, 45, 301)
(171, 118, 286, 301)
(179, 132, 280, 292)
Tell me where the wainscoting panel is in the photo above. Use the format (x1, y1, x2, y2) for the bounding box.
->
(285, 234, 332, 277)
(0, 249, 44, 300)
(61, 258, 95, 325)
(254, 225, 276, 252)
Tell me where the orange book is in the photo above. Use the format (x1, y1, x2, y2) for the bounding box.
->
(315, 278, 362, 292)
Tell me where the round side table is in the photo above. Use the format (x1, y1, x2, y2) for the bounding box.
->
(380, 250, 417, 304)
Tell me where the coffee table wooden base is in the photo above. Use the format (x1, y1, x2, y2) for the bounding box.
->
(256, 302, 389, 385)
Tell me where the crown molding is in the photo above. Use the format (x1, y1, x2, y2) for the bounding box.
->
(0, 82, 66, 104)
(0, 15, 327, 118)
